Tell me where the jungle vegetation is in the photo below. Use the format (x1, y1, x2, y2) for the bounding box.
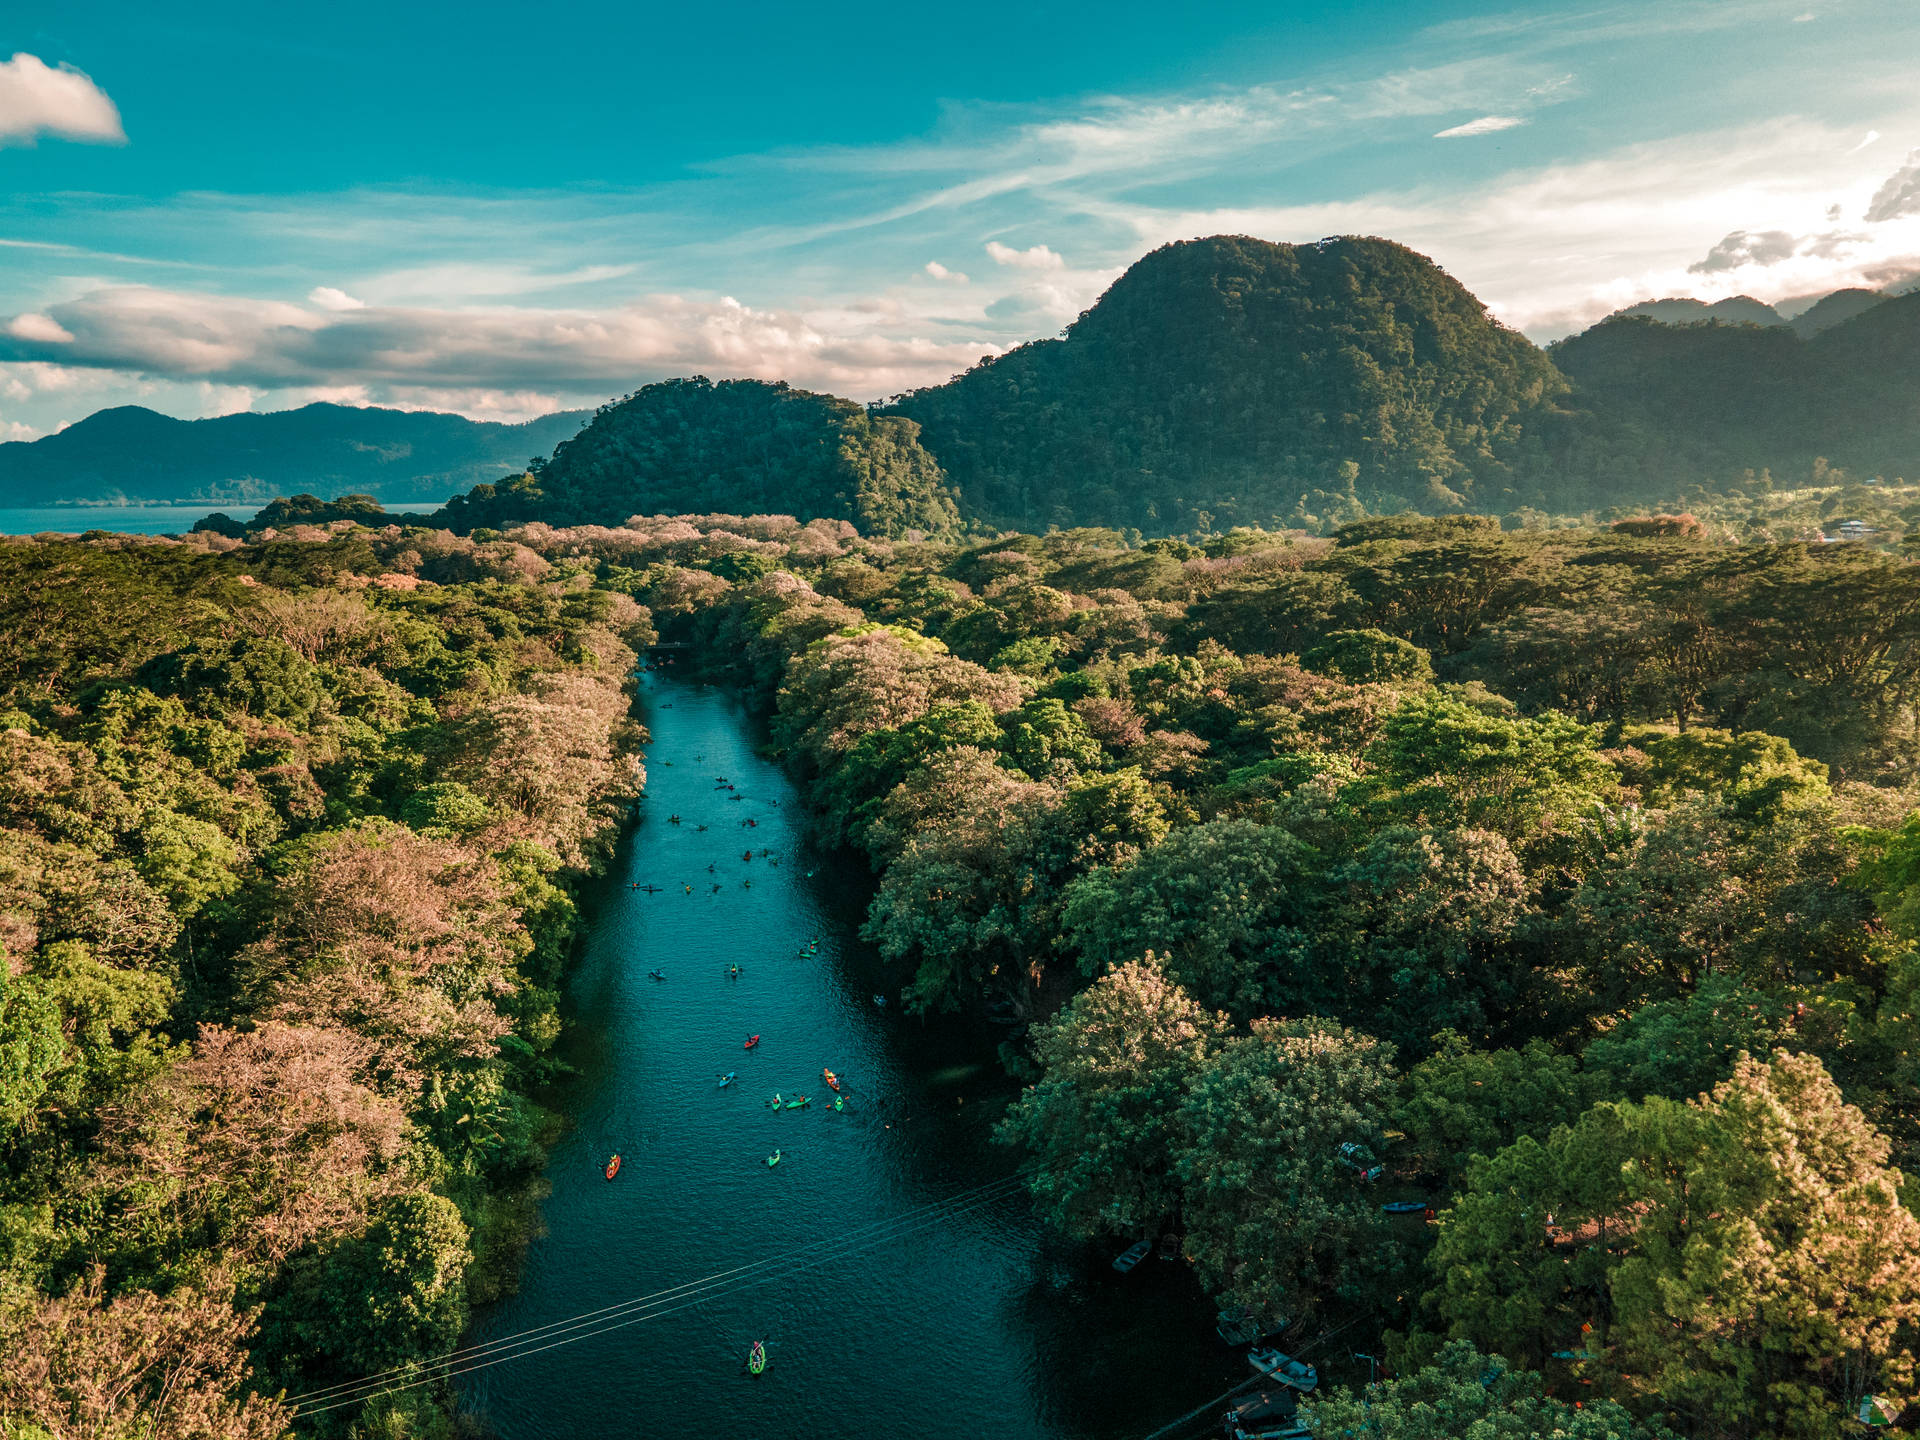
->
(0, 525, 649, 1438)
(12, 505, 1920, 1438)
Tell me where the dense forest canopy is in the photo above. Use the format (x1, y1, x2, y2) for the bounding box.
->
(1553, 293, 1920, 490)
(0, 523, 649, 1438)
(15, 437, 1920, 1435)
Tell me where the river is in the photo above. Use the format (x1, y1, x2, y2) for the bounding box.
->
(457, 671, 1238, 1440)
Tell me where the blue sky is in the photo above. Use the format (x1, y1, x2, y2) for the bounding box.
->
(4, 0, 1920, 436)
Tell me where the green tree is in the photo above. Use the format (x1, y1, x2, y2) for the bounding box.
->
(1060, 818, 1313, 1012)
(997, 960, 1225, 1238)
(1176, 1017, 1396, 1315)
(1360, 694, 1615, 844)
(1431, 1051, 1920, 1438)
(1397, 1033, 1591, 1188)
(1308, 1341, 1672, 1438)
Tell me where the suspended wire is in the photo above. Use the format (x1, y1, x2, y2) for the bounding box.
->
(293, 1172, 1028, 1416)
(285, 1168, 1028, 1407)
(285, 1170, 1032, 1414)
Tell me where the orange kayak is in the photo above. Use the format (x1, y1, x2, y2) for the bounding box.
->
(745, 1034, 760, 1049)
(605, 1154, 622, 1181)
(823, 1069, 841, 1091)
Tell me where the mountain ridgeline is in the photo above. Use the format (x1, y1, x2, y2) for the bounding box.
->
(0, 402, 592, 508)
(436, 378, 962, 538)
(20, 235, 1920, 534)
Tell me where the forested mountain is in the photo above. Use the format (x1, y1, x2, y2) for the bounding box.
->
(434, 377, 961, 539)
(888, 235, 1572, 532)
(0, 403, 590, 508)
(27, 237, 1920, 538)
(1552, 290, 1920, 489)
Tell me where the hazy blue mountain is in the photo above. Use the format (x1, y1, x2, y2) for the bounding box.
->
(0, 402, 591, 508)
(1608, 295, 1786, 327)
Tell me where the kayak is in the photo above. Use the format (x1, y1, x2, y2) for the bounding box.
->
(766, 1150, 782, 1168)
(832, 1096, 845, 1112)
(769, 1094, 783, 1110)
(745, 1035, 760, 1049)
(785, 1096, 811, 1109)
(748, 1340, 767, 1374)
(605, 1154, 622, 1181)
(718, 1072, 736, 1088)
(823, 1069, 841, 1091)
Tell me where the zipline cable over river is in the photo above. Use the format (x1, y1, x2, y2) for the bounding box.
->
(286, 1172, 1031, 1415)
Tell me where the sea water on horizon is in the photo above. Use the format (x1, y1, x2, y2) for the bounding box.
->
(0, 504, 256, 536)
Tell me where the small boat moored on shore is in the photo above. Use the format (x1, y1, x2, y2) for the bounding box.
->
(1222, 1386, 1310, 1440)
(1247, 1348, 1318, 1392)
(1112, 1240, 1153, 1273)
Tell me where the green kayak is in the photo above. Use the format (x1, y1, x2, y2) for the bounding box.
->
(785, 1095, 811, 1109)
(766, 1149, 782, 1167)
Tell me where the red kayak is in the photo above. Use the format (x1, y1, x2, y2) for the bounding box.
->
(605, 1154, 622, 1181)
(823, 1069, 841, 1091)
(745, 1034, 760, 1049)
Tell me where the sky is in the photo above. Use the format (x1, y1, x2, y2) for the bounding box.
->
(4, 0, 1920, 438)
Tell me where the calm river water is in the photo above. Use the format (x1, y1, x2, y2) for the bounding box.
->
(457, 671, 1236, 1439)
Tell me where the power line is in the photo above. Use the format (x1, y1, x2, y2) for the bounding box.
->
(286, 1170, 1031, 1415)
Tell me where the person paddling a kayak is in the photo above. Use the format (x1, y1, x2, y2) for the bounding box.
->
(765, 1150, 782, 1168)
(748, 1341, 767, 1374)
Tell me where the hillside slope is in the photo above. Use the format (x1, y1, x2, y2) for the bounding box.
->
(1552, 291, 1920, 485)
(0, 402, 590, 507)
(434, 376, 961, 538)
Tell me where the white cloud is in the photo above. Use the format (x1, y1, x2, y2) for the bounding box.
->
(308, 286, 365, 311)
(3, 420, 34, 441)
(8, 312, 74, 344)
(1848, 130, 1881, 154)
(0, 53, 125, 146)
(986, 240, 1065, 270)
(924, 261, 969, 283)
(1434, 114, 1527, 138)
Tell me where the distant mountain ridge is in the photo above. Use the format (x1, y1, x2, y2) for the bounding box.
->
(23, 236, 1920, 533)
(0, 402, 591, 508)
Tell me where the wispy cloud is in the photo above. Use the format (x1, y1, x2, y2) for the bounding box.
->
(1435, 115, 1527, 138)
(0, 53, 125, 147)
